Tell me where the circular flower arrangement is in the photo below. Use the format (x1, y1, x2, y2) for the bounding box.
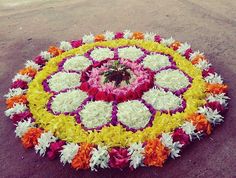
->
(4, 31, 229, 171)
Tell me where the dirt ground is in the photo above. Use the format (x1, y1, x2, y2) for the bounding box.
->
(0, 0, 236, 178)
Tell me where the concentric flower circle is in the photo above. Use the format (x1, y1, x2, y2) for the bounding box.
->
(5, 31, 229, 171)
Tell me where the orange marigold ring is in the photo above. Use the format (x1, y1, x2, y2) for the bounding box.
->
(4, 31, 229, 171)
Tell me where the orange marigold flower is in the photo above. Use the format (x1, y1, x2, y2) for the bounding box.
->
(206, 83, 228, 94)
(95, 34, 105, 42)
(191, 54, 207, 65)
(19, 67, 37, 77)
(21, 128, 43, 149)
(170, 41, 181, 50)
(187, 114, 212, 135)
(71, 143, 94, 170)
(132, 32, 144, 40)
(6, 95, 28, 108)
(48, 46, 63, 56)
(144, 138, 169, 167)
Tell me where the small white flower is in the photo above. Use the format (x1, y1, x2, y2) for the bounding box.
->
(117, 101, 152, 129)
(4, 88, 26, 98)
(40, 51, 51, 60)
(144, 32, 155, 41)
(90, 47, 114, 61)
(181, 122, 199, 140)
(80, 101, 112, 129)
(123, 30, 132, 39)
(160, 37, 175, 46)
(189, 51, 204, 61)
(195, 60, 211, 70)
(51, 89, 87, 113)
(12, 74, 32, 83)
(82, 33, 94, 43)
(4, 103, 27, 117)
(205, 73, 223, 84)
(118, 46, 144, 61)
(128, 142, 144, 169)
(60, 143, 79, 165)
(15, 120, 34, 138)
(154, 69, 190, 91)
(47, 72, 81, 92)
(161, 133, 182, 159)
(59, 41, 72, 51)
(90, 145, 110, 171)
(142, 54, 171, 71)
(35, 132, 57, 156)
(177, 42, 191, 55)
(207, 93, 229, 106)
(104, 31, 115, 40)
(25, 60, 41, 70)
(197, 106, 223, 125)
(62, 55, 92, 72)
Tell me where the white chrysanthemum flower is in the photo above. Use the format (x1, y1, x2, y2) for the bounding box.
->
(161, 133, 182, 159)
(177, 42, 190, 55)
(142, 54, 171, 71)
(181, 122, 199, 140)
(205, 73, 223, 84)
(82, 34, 94, 43)
(63, 55, 92, 72)
(12, 74, 32, 83)
(90, 145, 110, 171)
(189, 50, 204, 61)
(117, 101, 152, 129)
(4, 88, 26, 98)
(51, 89, 87, 113)
(4, 103, 27, 117)
(195, 60, 211, 70)
(118, 46, 144, 61)
(142, 88, 183, 111)
(128, 142, 144, 169)
(154, 69, 190, 91)
(35, 132, 57, 156)
(90, 47, 114, 61)
(47, 72, 81, 92)
(40, 51, 51, 60)
(25, 60, 41, 70)
(80, 101, 112, 128)
(207, 93, 230, 106)
(144, 32, 155, 41)
(15, 120, 34, 138)
(197, 106, 223, 125)
(60, 41, 72, 51)
(123, 30, 132, 39)
(160, 37, 175, 46)
(60, 143, 79, 165)
(104, 31, 115, 40)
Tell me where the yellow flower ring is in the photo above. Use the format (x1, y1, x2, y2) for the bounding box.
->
(5, 31, 229, 170)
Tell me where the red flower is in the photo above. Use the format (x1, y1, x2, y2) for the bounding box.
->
(172, 128, 190, 146)
(95, 91, 107, 101)
(11, 80, 28, 89)
(11, 111, 32, 123)
(88, 87, 98, 96)
(154, 35, 162, 43)
(106, 93, 115, 102)
(184, 48, 193, 59)
(47, 141, 65, 160)
(116, 93, 126, 103)
(202, 67, 215, 77)
(115, 32, 124, 39)
(79, 82, 90, 91)
(206, 101, 224, 112)
(71, 40, 82, 48)
(34, 55, 45, 65)
(109, 148, 130, 169)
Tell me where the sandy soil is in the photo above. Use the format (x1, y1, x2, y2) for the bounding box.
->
(0, 0, 236, 178)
